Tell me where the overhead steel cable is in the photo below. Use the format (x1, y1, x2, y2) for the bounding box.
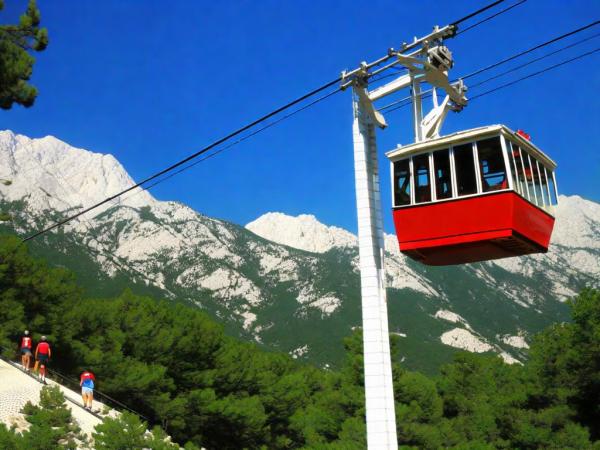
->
(468, 32, 600, 88)
(455, 0, 527, 36)
(118, 88, 341, 205)
(22, 78, 343, 242)
(451, 0, 506, 26)
(469, 47, 600, 100)
(378, 21, 600, 113)
(350, 1, 510, 76)
(22, 1, 537, 243)
(460, 19, 600, 81)
(381, 45, 600, 114)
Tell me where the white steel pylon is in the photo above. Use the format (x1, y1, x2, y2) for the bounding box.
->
(344, 24, 467, 450)
(352, 90, 397, 450)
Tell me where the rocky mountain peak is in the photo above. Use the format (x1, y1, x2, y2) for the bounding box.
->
(1, 129, 598, 371)
(246, 212, 357, 253)
(0, 130, 155, 217)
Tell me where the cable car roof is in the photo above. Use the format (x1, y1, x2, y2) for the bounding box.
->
(386, 124, 557, 169)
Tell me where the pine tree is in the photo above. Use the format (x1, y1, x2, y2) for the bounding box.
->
(0, 0, 48, 109)
(93, 412, 179, 450)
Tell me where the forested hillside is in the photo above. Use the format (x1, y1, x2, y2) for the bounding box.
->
(1, 235, 598, 448)
(2, 131, 599, 372)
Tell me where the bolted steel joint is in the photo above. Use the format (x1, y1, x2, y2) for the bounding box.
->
(428, 45, 454, 70)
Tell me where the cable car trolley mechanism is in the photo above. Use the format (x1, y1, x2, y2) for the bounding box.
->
(341, 21, 558, 450)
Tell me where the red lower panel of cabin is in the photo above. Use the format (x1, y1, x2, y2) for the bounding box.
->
(392, 191, 555, 266)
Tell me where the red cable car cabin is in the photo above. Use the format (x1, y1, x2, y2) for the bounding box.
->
(386, 125, 558, 266)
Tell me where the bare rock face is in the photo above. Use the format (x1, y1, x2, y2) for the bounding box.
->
(1, 129, 598, 371)
(0, 131, 155, 214)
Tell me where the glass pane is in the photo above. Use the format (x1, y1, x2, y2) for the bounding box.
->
(528, 155, 544, 207)
(393, 159, 411, 206)
(547, 170, 558, 205)
(508, 142, 520, 194)
(514, 146, 530, 200)
(523, 153, 538, 205)
(413, 154, 431, 203)
(433, 149, 453, 200)
(454, 143, 477, 196)
(535, 161, 547, 206)
(477, 137, 507, 192)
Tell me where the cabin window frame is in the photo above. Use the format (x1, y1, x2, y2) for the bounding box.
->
(409, 156, 416, 205)
(517, 146, 532, 201)
(389, 130, 557, 211)
(505, 137, 558, 211)
(542, 165, 552, 206)
(412, 152, 433, 204)
(507, 139, 525, 197)
(432, 148, 454, 202)
(544, 167, 558, 207)
(499, 135, 515, 192)
(429, 153, 436, 201)
(472, 141, 483, 194)
(535, 160, 547, 207)
(526, 153, 539, 206)
(474, 136, 511, 194)
(449, 147, 458, 198)
(452, 142, 479, 198)
(391, 159, 413, 207)
(552, 172, 559, 205)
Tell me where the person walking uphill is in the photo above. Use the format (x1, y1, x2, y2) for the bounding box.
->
(80, 370, 95, 411)
(34, 336, 51, 383)
(19, 330, 32, 372)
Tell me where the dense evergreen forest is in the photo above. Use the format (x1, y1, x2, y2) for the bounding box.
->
(0, 235, 598, 449)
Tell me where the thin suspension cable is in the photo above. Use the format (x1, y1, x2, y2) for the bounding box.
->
(469, 47, 600, 100)
(460, 20, 600, 80)
(378, 23, 600, 113)
(21, 1, 550, 242)
(23, 79, 343, 242)
(455, 0, 527, 36)
(469, 32, 600, 88)
(383, 45, 600, 114)
(119, 88, 340, 204)
(451, 0, 506, 26)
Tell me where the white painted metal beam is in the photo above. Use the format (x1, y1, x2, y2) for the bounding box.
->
(368, 74, 412, 102)
(352, 92, 398, 450)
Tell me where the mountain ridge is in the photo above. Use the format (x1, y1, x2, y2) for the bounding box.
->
(1, 129, 598, 373)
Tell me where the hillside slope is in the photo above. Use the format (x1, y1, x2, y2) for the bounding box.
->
(1, 130, 598, 372)
(0, 359, 105, 435)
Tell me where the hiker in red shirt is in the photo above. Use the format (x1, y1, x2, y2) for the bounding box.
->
(80, 370, 96, 410)
(19, 330, 32, 372)
(34, 336, 51, 383)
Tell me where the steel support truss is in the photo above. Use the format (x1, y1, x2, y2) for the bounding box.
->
(343, 25, 468, 449)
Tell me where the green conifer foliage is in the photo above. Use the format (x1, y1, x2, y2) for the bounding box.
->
(0, 0, 48, 109)
(0, 235, 598, 448)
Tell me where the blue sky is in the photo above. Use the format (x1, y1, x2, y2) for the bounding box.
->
(1, 0, 599, 233)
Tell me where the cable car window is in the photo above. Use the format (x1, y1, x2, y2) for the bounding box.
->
(393, 159, 412, 206)
(433, 149, 452, 200)
(534, 161, 547, 207)
(507, 142, 521, 195)
(523, 153, 538, 205)
(453, 143, 477, 196)
(547, 169, 558, 205)
(540, 166, 551, 206)
(477, 137, 507, 192)
(514, 146, 530, 201)
(413, 154, 432, 203)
